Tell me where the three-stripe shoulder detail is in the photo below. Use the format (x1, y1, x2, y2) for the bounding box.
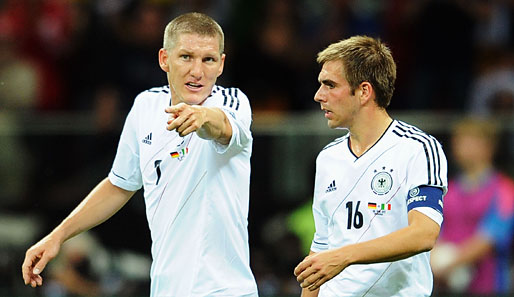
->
(391, 121, 444, 186)
(219, 87, 241, 111)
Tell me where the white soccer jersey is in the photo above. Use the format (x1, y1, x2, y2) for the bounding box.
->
(108, 85, 258, 297)
(311, 120, 448, 297)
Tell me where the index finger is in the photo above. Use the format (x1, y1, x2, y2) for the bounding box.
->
(165, 102, 187, 114)
(22, 251, 39, 284)
(294, 257, 311, 277)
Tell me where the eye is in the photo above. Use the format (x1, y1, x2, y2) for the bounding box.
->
(203, 56, 216, 63)
(323, 81, 335, 89)
(180, 54, 191, 61)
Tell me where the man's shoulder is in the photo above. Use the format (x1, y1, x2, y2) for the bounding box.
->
(389, 120, 442, 148)
(207, 85, 249, 111)
(320, 133, 349, 154)
(132, 85, 170, 108)
(138, 85, 170, 98)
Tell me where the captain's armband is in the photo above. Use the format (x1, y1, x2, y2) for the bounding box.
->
(406, 186, 443, 214)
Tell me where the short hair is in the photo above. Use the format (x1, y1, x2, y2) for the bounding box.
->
(163, 12, 224, 53)
(317, 35, 396, 108)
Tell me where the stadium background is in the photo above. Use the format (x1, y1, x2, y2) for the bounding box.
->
(0, 0, 513, 296)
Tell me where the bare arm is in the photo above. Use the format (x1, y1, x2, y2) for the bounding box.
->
(22, 178, 135, 287)
(294, 210, 440, 291)
(165, 103, 232, 145)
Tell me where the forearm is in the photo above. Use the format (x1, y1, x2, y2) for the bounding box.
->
(343, 210, 440, 265)
(197, 107, 232, 144)
(50, 178, 135, 243)
(295, 210, 440, 291)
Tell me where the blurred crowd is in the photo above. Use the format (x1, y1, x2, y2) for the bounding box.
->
(0, 0, 513, 296)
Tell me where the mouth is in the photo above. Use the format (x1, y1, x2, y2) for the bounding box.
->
(321, 107, 332, 118)
(185, 82, 204, 91)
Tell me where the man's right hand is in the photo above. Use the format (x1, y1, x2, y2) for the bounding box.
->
(22, 234, 62, 287)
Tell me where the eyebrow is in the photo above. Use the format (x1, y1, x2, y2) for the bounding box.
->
(320, 79, 336, 86)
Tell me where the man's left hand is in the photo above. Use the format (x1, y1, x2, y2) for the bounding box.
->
(294, 249, 347, 291)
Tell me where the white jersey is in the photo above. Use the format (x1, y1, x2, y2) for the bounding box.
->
(108, 85, 258, 297)
(311, 120, 448, 297)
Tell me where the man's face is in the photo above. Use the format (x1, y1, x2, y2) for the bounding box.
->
(314, 60, 360, 129)
(159, 33, 225, 105)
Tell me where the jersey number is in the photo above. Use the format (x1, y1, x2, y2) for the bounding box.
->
(154, 160, 162, 185)
(346, 201, 363, 229)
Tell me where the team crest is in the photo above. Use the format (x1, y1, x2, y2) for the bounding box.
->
(371, 167, 393, 195)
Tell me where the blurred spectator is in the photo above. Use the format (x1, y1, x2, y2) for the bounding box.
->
(431, 117, 514, 295)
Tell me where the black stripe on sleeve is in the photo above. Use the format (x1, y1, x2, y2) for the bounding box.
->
(393, 122, 444, 186)
(399, 123, 441, 186)
(392, 129, 433, 185)
(235, 89, 240, 110)
(222, 89, 228, 106)
(229, 92, 235, 108)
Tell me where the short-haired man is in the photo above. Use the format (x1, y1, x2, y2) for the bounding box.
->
(22, 12, 258, 297)
(294, 35, 448, 297)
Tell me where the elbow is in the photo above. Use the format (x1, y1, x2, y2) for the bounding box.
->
(417, 227, 440, 253)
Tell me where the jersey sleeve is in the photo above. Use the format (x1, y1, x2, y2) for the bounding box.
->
(310, 157, 329, 252)
(211, 88, 253, 154)
(406, 136, 448, 225)
(108, 96, 143, 191)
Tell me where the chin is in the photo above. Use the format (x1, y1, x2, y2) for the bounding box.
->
(182, 94, 208, 105)
(327, 121, 338, 129)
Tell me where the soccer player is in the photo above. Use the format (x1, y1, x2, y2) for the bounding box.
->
(22, 12, 258, 297)
(293, 36, 448, 297)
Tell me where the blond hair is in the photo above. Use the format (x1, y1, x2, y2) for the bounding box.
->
(163, 12, 224, 53)
(317, 35, 396, 108)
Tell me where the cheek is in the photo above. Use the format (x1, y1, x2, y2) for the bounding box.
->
(206, 65, 222, 79)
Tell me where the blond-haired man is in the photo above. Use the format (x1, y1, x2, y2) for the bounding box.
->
(294, 36, 448, 297)
(22, 12, 258, 297)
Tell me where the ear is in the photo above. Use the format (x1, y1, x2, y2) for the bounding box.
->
(217, 53, 226, 77)
(158, 48, 170, 72)
(358, 81, 374, 105)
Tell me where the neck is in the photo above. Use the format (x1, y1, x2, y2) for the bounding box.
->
(349, 109, 392, 157)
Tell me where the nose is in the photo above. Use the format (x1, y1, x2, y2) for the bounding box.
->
(190, 59, 203, 79)
(314, 86, 324, 103)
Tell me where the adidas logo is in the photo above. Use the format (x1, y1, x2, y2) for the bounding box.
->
(142, 133, 152, 145)
(325, 180, 337, 193)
